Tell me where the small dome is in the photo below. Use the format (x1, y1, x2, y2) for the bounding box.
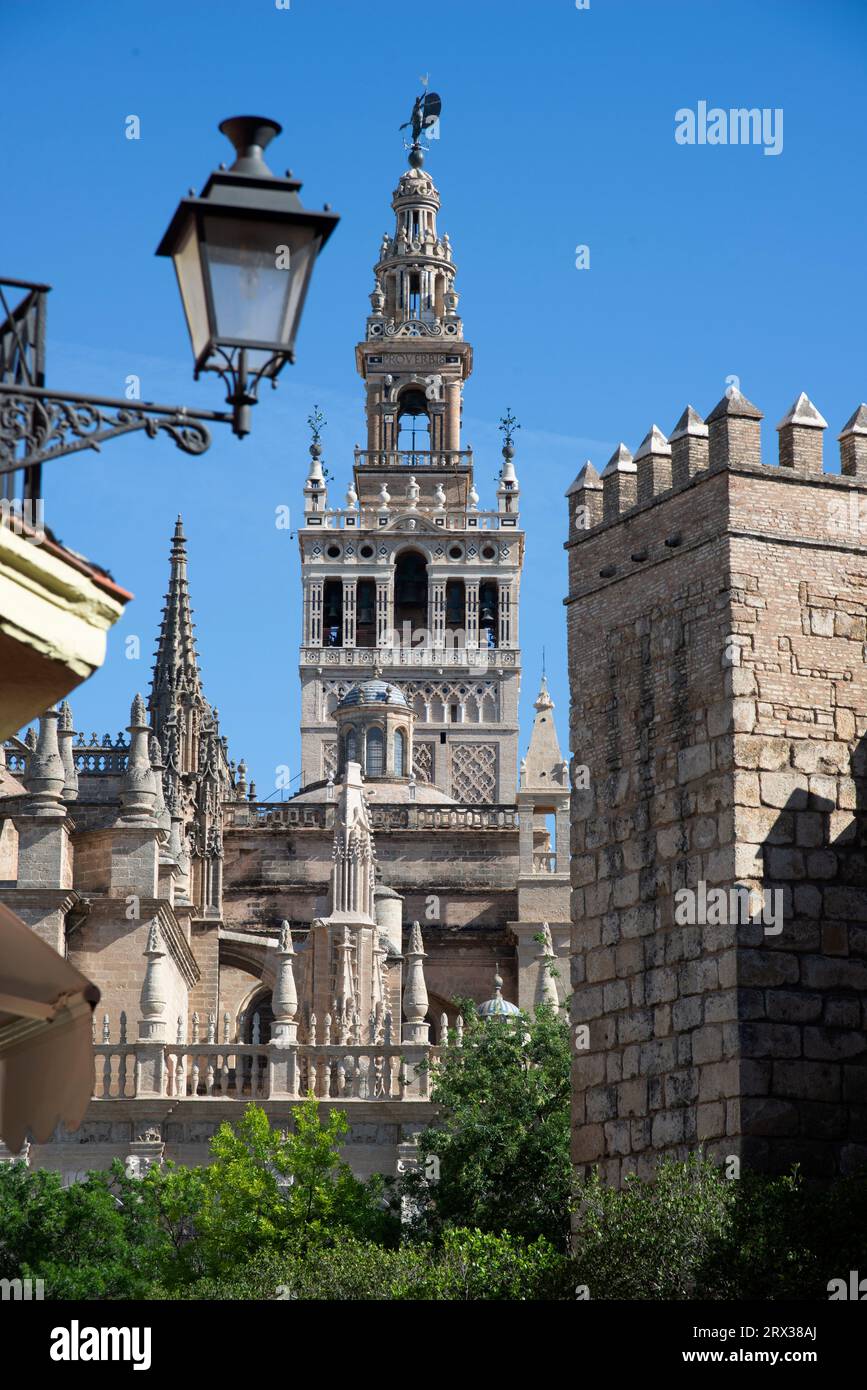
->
(337, 680, 408, 710)
(478, 969, 521, 1019)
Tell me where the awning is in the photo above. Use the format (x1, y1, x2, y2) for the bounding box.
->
(0, 901, 100, 1153)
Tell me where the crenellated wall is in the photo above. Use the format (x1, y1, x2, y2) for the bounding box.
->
(566, 390, 867, 1186)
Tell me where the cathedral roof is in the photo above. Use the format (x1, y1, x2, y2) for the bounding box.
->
(337, 680, 409, 711)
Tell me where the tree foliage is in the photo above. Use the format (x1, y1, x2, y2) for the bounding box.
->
(403, 1001, 573, 1250)
(4, 1088, 867, 1300)
(0, 1160, 155, 1299)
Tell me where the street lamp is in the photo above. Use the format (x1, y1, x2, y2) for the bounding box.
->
(0, 116, 338, 490)
(157, 116, 339, 437)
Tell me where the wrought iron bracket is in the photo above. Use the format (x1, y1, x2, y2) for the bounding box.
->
(0, 383, 235, 478)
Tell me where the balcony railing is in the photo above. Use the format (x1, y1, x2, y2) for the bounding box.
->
(223, 802, 520, 831)
(299, 645, 518, 669)
(92, 1040, 442, 1101)
(354, 448, 472, 470)
(533, 851, 558, 874)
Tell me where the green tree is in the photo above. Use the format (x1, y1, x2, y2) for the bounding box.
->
(572, 1154, 732, 1299)
(0, 1160, 154, 1299)
(404, 1001, 573, 1250)
(137, 1098, 396, 1287)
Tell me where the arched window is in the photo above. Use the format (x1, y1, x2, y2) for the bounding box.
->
(394, 550, 428, 646)
(240, 990, 273, 1045)
(343, 726, 357, 770)
(366, 727, 384, 777)
(394, 728, 406, 777)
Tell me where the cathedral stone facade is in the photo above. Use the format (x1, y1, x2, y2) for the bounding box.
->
(0, 144, 570, 1181)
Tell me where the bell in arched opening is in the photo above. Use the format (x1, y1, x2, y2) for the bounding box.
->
(356, 578, 377, 647)
(323, 578, 343, 648)
(394, 550, 428, 646)
(396, 386, 431, 455)
(479, 580, 498, 648)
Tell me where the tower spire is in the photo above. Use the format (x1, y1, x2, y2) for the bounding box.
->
(149, 516, 204, 746)
(520, 670, 567, 790)
(357, 105, 469, 463)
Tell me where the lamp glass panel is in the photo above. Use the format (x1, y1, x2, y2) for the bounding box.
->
(201, 215, 320, 370)
(173, 217, 210, 361)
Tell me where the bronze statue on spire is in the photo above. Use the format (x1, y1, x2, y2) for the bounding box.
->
(399, 86, 442, 161)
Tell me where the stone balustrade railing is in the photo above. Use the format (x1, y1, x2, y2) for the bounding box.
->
(353, 448, 473, 470)
(532, 851, 557, 873)
(92, 1041, 441, 1102)
(223, 801, 519, 832)
(299, 646, 517, 670)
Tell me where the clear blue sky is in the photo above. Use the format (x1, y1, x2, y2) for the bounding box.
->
(3, 0, 866, 792)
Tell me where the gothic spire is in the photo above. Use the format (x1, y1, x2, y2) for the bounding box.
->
(520, 672, 567, 791)
(149, 516, 203, 740)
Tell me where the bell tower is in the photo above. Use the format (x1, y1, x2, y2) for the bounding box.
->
(356, 144, 470, 464)
(298, 124, 523, 806)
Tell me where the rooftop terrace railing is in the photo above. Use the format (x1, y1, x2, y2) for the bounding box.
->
(92, 1039, 443, 1101)
(354, 448, 472, 470)
(223, 801, 519, 831)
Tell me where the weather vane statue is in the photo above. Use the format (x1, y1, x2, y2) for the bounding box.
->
(499, 409, 521, 451)
(307, 404, 325, 448)
(399, 76, 442, 167)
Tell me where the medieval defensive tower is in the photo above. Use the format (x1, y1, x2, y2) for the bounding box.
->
(566, 389, 867, 1187)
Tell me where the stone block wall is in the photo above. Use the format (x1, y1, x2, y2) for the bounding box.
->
(566, 404, 867, 1184)
(69, 902, 196, 1042)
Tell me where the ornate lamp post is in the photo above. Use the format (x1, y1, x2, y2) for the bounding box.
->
(0, 116, 338, 497)
(156, 116, 339, 438)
